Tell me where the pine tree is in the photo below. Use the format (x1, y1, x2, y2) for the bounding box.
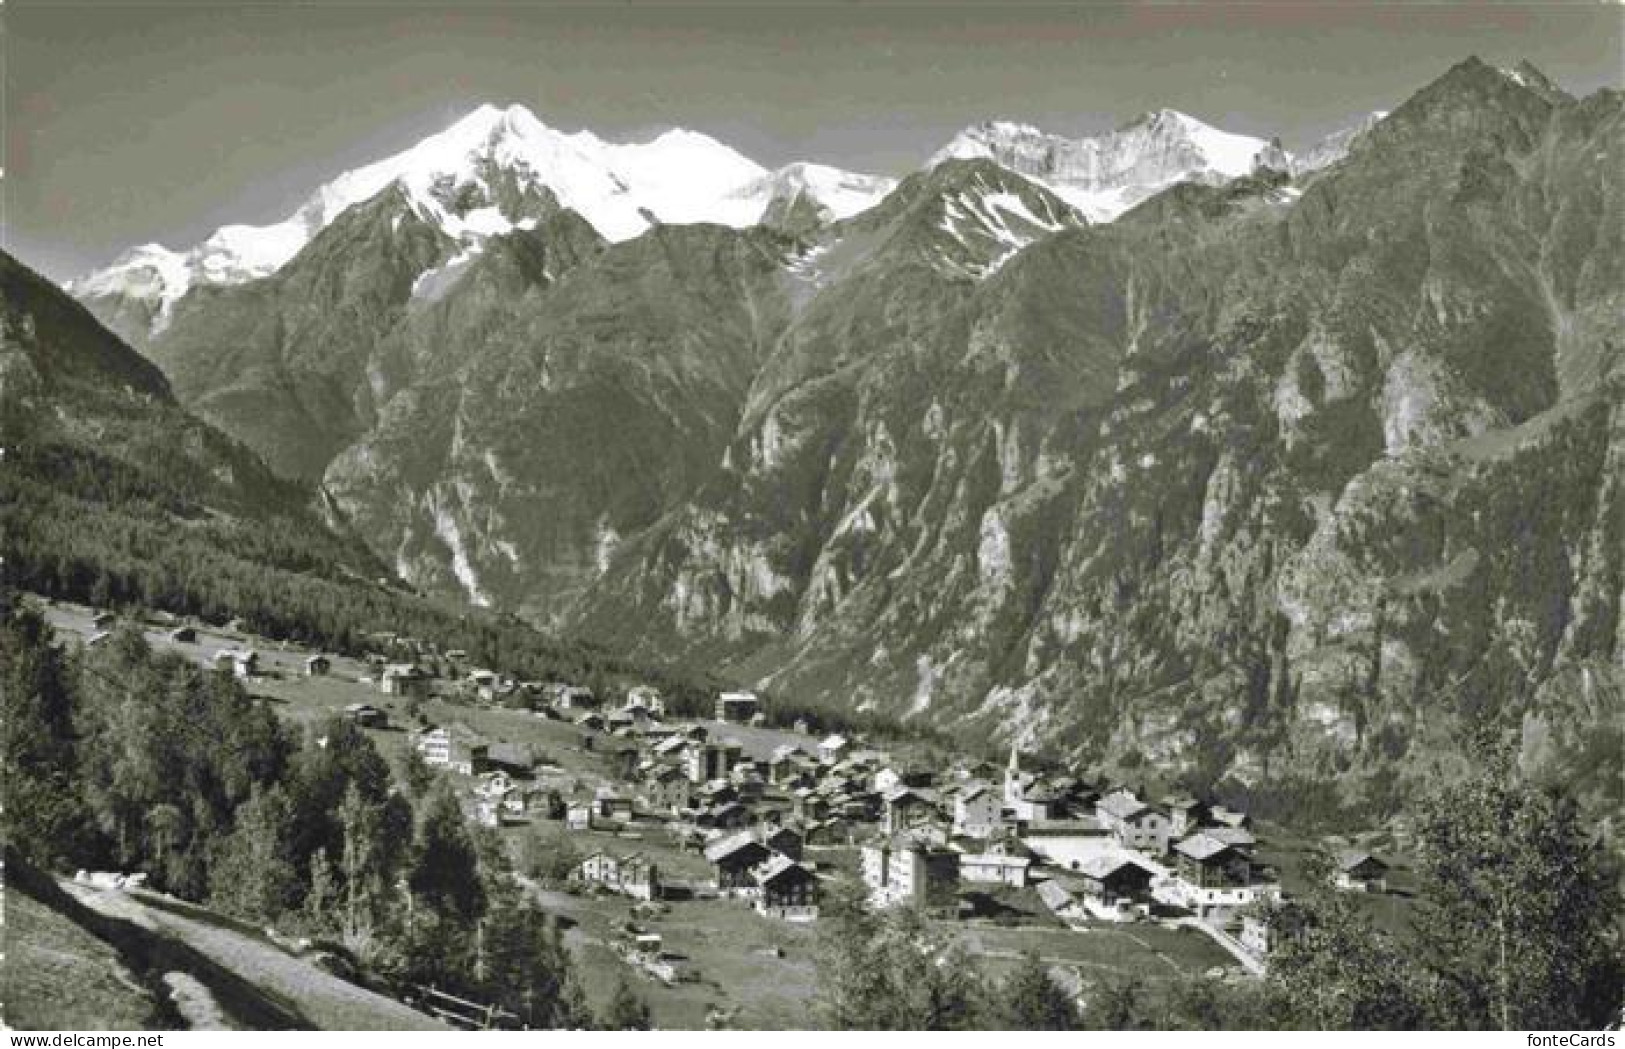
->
(599, 976, 653, 1030)
(814, 879, 891, 1028)
(999, 951, 1079, 1030)
(393, 744, 437, 802)
(307, 847, 338, 930)
(0, 596, 93, 865)
(814, 888, 990, 1029)
(517, 822, 580, 884)
(210, 782, 302, 921)
(475, 891, 576, 1027)
(144, 803, 189, 890)
(407, 779, 485, 922)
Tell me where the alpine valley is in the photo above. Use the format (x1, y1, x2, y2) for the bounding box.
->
(56, 58, 1625, 820)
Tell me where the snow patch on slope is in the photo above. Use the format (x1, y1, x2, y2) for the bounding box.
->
(432, 497, 491, 608)
(931, 173, 1076, 279)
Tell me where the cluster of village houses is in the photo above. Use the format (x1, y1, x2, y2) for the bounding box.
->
(178, 622, 1392, 966)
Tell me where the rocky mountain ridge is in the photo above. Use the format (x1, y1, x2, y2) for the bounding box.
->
(72, 98, 1381, 347)
(47, 59, 1623, 817)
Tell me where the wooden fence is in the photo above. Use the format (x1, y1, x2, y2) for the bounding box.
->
(410, 983, 520, 1030)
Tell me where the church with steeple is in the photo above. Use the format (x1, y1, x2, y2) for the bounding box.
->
(1002, 742, 1052, 821)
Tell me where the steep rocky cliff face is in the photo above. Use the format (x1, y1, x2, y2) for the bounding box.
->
(137, 182, 590, 481)
(61, 60, 1621, 812)
(572, 60, 1622, 812)
(321, 222, 794, 616)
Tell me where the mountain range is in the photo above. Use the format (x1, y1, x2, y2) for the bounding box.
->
(72, 97, 1381, 346)
(44, 57, 1624, 817)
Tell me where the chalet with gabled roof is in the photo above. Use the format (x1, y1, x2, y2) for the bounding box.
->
(761, 825, 804, 862)
(754, 855, 819, 920)
(1095, 790, 1171, 853)
(1333, 851, 1389, 893)
(1075, 853, 1157, 906)
(1173, 833, 1251, 889)
(704, 832, 772, 897)
(380, 662, 428, 698)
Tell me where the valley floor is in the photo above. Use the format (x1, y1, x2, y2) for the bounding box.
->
(30, 596, 1418, 1030)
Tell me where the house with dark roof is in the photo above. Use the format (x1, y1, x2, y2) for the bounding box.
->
(704, 832, 772, 896)
(714, 691, 760, 723)
(1159, 834, 1281, 919)
(594, 786, 633, 823)
(555, 685, 598, 711)
(1333, 851, 1390, 893)
(761, 825, 805, 862)
(1075, 853, 1157, 907)
(754, 855, 820, 920)
(698, 800, 750, 831)
(343, 702, 388, 728)
(881, 786, 941, 835)
(1173, 833, 1251, 889)
(486, 741, 536, 775)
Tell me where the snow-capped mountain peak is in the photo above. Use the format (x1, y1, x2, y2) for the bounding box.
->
(66, 243, 193, 317)
(66, 105, 812, 332)
(71, 103, 907, 336)
(929, 109, 1288, 221)
(725, 161, 898, 228)
(72, 100, 1394, 341)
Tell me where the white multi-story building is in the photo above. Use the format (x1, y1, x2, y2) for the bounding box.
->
(860, 833, 960, 910)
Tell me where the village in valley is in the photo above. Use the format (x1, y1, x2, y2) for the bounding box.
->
(49, 600, 1405, 1028)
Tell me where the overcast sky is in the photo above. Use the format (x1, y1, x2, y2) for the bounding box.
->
(5, 1, 1621, 282)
